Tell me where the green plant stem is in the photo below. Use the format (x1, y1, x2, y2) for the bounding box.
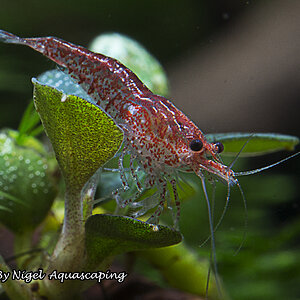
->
(41, 185, 86, 299)
(82, 191, 94, 223)
(14, 231, 33, 268)
(0, 256, 31, 300)
(82, 170, 101, 222)
(50, 185, 85, 271)
(139, 243, 229, 300)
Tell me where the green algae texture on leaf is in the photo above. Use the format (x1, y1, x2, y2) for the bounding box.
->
(32, 80, 123, 191)
(85, 214, 182, 265)
(206, 132, 299, 156)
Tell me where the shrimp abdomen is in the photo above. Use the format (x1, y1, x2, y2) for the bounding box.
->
(0, 30, 151, 116)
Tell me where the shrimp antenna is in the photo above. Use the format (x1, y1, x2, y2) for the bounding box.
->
(198, 180, 248, 257)
(205, 181, 216, 298)
(228, 133, 255, 169)
(233, 182, 248, 256)
(199, 182, 231, 248)
(205, 253, 212, 299)
(199, 173, 222, 298)
(215, 152, 224, 165)
(235, 151, 300, 177)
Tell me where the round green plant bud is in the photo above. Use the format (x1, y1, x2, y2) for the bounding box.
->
(0, 130, 57, 233)
(89, 33, 169, 97)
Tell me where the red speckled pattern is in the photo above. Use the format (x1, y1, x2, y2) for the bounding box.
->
(0, 30, 237, 224)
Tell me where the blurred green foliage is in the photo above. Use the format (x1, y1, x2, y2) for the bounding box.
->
(177, 165, 300, 300)
(0, 129, 57, 233)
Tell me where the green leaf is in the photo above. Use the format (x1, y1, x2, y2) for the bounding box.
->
(140, 243, 228, 300)
(0, 130, 57, 233)
(28, 125, 44, 137)
(32, 80, 123, 191)
(206, 133, 299, 157)
(7, 129, 46, 154)
(0, 190, 28, 207)
(18, 101, 41, 138)
(85, 214, 182, 265)
(0, 205, 11, 212)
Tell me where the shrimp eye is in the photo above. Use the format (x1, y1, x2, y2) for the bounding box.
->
(214, 142, 224, 153)
(189, 139, 203, 152)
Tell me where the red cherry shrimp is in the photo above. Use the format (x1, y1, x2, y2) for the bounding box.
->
(0, 30, 239, 226)
(1, 30, 299, 296)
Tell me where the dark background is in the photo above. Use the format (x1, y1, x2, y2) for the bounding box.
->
(1, 0, 299, 136)
(0, 1, 299, 299)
